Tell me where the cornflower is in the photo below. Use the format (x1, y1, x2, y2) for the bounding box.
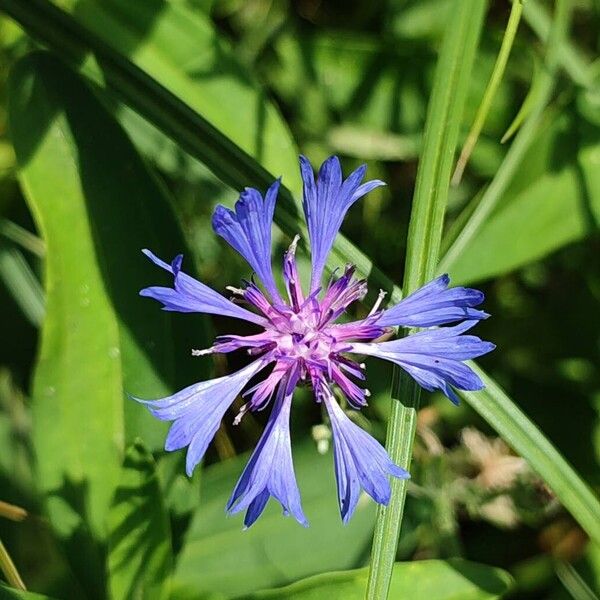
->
(137, 156, 494, 527)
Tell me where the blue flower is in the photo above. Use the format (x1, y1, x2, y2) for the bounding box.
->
(137, 156, 494, 526)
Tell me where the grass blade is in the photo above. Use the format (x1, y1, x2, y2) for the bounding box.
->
(0, 537, 26, 591)
(0, 241, 45, 327)
(0, 219, 45, 257)
(366, 3, 487, 598)
(438, 0, 572, 276)
(451, 0, 524, 185)
(523, 0, 594, 89)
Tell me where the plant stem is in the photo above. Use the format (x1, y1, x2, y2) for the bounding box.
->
(523, 0, 593, 88)
(451, 0, 524, 186)
(0, 538, 26, 590)
(365, 2, 487, 598)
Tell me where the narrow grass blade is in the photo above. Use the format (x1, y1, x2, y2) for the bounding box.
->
(0, 538, 26, 591)
(451, 0, 523, 185)
(500, 56, 542, 144)
(0, 241, 45, 327)
(366, 3, 487, 598)
(0, 219, 45, 257)
(523, 0, 594, 89)
(555, 561, 599, 600)
(438, 0, 572, 275)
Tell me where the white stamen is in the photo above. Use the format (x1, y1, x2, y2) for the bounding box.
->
(288, 234, 300, 255)
(359, 363, 366, 369)
(233, 404, 249, 426)
(368, 289, 387, 316)
(191, 347, 214, 356)
(364, 389, 371, 398)
(226, 285, 245, 295)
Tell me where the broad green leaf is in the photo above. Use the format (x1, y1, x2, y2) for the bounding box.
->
(241, 559, 513, 600)
(72, 0, 301, 194)
(107, 440, 172, 600)
(0, 0, 394, 290)
(449, 115, 600, 285)
(0, 585, 59, 600)
(8, 51, 210, 591)
(173, 443, 376, 599)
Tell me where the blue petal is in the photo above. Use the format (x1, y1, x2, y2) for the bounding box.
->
(140, 249, 267, 326)
(349, 321, 495, 403)
(324, 393, 408, 523)
(227, 384, 307, 528)
(376, 274, 488, 327)
(300, 155, 385, 292)
(134, 359, 267, 476)
(212, 180, 282, 302)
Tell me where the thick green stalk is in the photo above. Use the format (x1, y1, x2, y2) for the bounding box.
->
(439, 0, 572, 275)
(365, 3, 486, 598)
(451, 0, 523, 185)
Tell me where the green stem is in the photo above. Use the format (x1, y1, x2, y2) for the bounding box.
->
(0, 538, 26, 590)
(366, 3, 487, 598)
(523, 0, 593, 89)
(451, 0, 524, 186)
(438, 0, 572, 275)
(0, 218, 45, 257)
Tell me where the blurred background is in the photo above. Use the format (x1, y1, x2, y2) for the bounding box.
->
(0, 0, 598, 598)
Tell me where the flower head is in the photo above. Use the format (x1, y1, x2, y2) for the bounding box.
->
(137, 156, 494, 526)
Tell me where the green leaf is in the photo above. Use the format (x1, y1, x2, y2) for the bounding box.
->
(1, 0, 389, 289)
(73, 0, 301, 193)
(240, 559, 513, 600)
(8, 51, 210, 592)
(172, 443, 376, 599)
(269, 31, 429, 135)
(107, 440, 172, 600)
(0, 585, 59, 600)
(500, 56, 543, 144)
(447, 113, 600, 284)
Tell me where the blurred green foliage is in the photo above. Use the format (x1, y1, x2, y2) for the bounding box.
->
(0, 0, 598, 599)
